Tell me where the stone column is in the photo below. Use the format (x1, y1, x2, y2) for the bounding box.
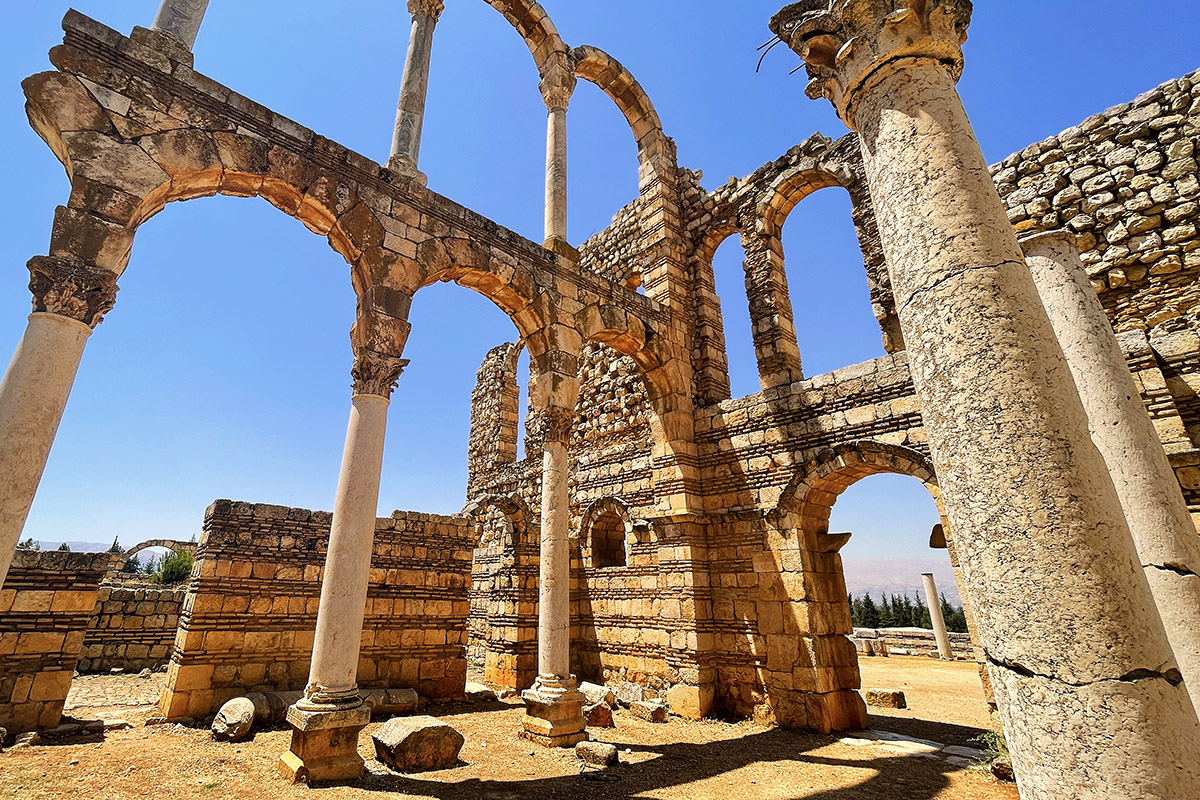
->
(388, 0, 445, 185)
(0, 257, 116, 587)
(151, 0, 210, 49)
(521, 360, 587, 747)
(540, 62, 576, 252)
(921, 573, 952, 661)
(1023, 229, 1200, 711)
(279, 350, 407, 784)
(771, 3, 1200, 798)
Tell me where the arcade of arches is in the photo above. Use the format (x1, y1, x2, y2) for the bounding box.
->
(2, 0, 1200, 796)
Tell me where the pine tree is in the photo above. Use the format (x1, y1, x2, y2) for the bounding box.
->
(879, 594, 895, 628)
(861, 594, 880, 628)
(107, 537, 124, 554)
(57, 542, 71, 551)
(122, 555, 142, 574)
(17, 538, 39, 550)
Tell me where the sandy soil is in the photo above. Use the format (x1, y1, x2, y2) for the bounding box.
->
(0, 658, 1016, 800)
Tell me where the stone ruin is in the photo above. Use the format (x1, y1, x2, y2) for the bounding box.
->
(0, 0, 1198, 797)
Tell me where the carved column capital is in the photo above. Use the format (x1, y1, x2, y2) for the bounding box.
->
(407, 0, 445, 21)
(539, 406, 576, 445)
(539, 63, 577, 113)
(769, 0, 972, 126)
(27, 256, 118, 329)
(351, 351, 409, 399)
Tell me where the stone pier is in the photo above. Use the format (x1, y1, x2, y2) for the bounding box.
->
(771, 1, 1200, 797)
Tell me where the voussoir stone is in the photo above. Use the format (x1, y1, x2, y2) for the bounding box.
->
(372, 716, 464, 773)
(211, 697, 255, 742)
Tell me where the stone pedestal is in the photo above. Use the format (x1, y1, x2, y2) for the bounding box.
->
(277, 704, 371, 784)
(521, 680, 588, 748)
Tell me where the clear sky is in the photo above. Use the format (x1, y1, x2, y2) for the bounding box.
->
(0, 2, 1196, 560)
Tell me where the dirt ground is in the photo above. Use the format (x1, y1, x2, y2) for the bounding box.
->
(0, 657, 1017, 800)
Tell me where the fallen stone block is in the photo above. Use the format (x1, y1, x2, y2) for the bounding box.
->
(579, 681, 617, 709)
(372, 716, 464, 773)
(12, 732, 40, 749)
(613, 682, 644, 707)
(212, 697, 256, 742)
(464, 682, 498, 702)
(575, 740, 619, 767)
(863, 689, 907, 709)
(630, 701, 667, 723)
(585, 703, 615, 728)
(103, 719, 132, 732)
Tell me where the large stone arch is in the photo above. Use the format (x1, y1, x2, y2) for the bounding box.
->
(120, 538, 197, 569)
(570, 45, 665, 153)
(482, 0, 569, 77)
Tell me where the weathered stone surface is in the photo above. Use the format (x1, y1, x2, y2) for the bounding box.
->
(863, 689, 907, 710)
(211, 697, 255, 742)
(630, 701, 666, 723)
(463, 682, 497, 702)
(584, 703, 614, 728)
(579, 682, 616, 709)
(575, 740, 619, 767)
(371, 716, 464, 773)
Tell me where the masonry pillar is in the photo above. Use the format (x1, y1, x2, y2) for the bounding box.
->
(1022, 229, 1200, 711)
(771, 3, 1200, 797)
(521, 351, 587, 747)
(388, 0, 444, 184)
(540, 61, 575, 253)
(279, 348, 407, 784)
(921, 573, 952, 661)
(0, 257, 116, 587)
(151, 0, 210, 49)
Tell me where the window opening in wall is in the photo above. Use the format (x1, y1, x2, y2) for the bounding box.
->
(711, 235, 760, 398)
(516, 347, 531, 460)
(591, 509, 627, 568)
(781, 187, 886, 377)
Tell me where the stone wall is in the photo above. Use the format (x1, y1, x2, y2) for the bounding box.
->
(78, 583, 185, 674)
(158, 500, 472, 720)
(0, 551, 115, 732)
(852, 627, 974, 660)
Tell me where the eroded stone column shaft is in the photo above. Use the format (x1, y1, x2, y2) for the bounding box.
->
(389, 0, 444, 174)
(151, 0, 210, 49)
(853, 58, 1200, 799)
(0, 256, 116, 587)
(544, 107, 568, 244)
(1023, 229, 1200, 712)
(537, 434, 571, 681)
(921, 573, 952, 660)
(303, 394, 390, 706)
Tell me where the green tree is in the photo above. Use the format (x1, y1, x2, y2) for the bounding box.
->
(860, 594, 880, 628)
(122, 554, 142, 574)
(149, 550, 194, 585)
(57, 542, 71, 551)
(879, 594, 895, 628)
(107, 537, 124, 554)
(17, 538, 39, 550)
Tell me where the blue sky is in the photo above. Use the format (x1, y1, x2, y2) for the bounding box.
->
(0, 2, 1196, 561)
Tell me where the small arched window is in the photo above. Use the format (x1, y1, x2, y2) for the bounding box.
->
(590, 509, 627, 568)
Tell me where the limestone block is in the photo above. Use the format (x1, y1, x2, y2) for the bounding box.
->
(584, 703, 614, 728)
(575, 740, 619, 767)
(211, 697, 255, 742)
(863, 689, 907, 709)
(371, 716, 464, 773)
(579, 681, 616, 709)
(630, 700, 667, 723)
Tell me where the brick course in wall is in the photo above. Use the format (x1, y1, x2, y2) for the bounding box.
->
(78, 583, 185, 674)
(158, 500, 472, 720)
(0, 551, 116, 732)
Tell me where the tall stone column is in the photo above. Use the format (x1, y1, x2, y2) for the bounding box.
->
(921, 573, 952, 660)
(0, 257, 116, 587)
(771, 3, 1200, 797)
(1023, 229, 1200, 711)
(151, 0, 210, 49)
(279, 350, 407, 784)
(540, 62, 575, 252)
(388, 0, 445, 185)
(521, 360, 587, 748)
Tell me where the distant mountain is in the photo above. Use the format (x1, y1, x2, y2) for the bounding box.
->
(26, 540, 120, 553)
(841, 556, 963, 606)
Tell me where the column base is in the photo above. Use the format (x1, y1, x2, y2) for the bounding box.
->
(521, 678, 588, 748)
(543, 237, 580, 261)
(386, 155, 428, 187)
(277, 704, 371, 785)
